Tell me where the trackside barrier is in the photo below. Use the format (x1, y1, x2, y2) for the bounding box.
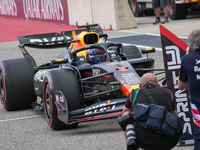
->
(63, 0, 137, 30)
(0, 0, 137, 30)
(0, 0, 69, 24)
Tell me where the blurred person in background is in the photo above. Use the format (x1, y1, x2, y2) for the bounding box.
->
(152, 0, 169, 25)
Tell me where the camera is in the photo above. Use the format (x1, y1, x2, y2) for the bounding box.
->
(118, 114, 133, 131)
(118, 114, 138, 150)
(126, 124, 138, 150)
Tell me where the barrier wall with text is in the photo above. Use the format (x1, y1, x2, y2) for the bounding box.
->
(0, 0, 69, 24)
(0, 0, 137, 30)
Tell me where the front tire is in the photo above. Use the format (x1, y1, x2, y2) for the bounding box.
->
(43, 69, 81, 130)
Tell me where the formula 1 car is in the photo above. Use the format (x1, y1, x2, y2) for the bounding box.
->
(0, 24, 158, 130)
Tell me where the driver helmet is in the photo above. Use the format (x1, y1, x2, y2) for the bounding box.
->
(86, 49, 106, 64)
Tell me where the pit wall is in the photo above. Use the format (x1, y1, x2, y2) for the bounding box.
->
(0, 0, 137, 30)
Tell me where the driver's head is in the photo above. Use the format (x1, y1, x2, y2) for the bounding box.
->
(86, 49, 106, 64)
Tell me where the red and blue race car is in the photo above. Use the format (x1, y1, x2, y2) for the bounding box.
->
(0, 24, 160, 130)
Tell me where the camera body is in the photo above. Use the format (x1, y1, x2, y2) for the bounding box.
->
(118, 114, 134, 131)
(118, 114, 138, 150)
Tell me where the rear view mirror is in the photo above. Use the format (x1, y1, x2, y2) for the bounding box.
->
(99, 34, 108, 43)
(51, 58, 68, 65)
(141, 48, 155, 54)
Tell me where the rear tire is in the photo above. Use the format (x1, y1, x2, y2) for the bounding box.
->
(0, 58, 36, 111)
(123, 45, 142, 59)
(169, 0, 188, 20)
(43, 69, 81, 130)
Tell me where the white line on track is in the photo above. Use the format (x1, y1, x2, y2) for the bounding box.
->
(115, 30, 188, 39)
(107, 30, 187, 51)
(0, 115, 43, 123)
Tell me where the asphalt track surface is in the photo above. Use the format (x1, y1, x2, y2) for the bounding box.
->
(1, 12, 200, 150)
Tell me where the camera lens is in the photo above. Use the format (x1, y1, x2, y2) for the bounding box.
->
(126, 124, 138, 150)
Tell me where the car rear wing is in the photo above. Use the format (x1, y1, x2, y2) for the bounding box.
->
(18, 26, 104, 47)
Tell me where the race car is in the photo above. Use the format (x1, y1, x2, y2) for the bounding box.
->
(0, 24, 159, 130)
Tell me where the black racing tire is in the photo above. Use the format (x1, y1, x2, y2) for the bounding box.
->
(0, 58, 36, 111)
(43, 69, 81, 130)
(168, 0, 188, 20)
(129, 0, 144, 17)
(123, 45, 142, 59)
